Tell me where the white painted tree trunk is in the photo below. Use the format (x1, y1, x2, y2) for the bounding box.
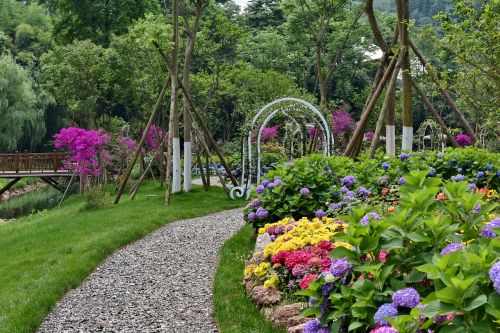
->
(172, 138, 181, 193)
(402, 126, 413, 152)
(386, 125, 396, 156)
(183, 141, 192, 192)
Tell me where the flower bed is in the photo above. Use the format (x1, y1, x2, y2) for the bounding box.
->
(242, 149, 499, 333)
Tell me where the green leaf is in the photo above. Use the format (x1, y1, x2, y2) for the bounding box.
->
(348, 321, 363, 331)
(416, 263, 441, 279)
(328, 247, 357, 260)
(405, 268, 427, 283)
(359, 236, 379, 252)
(463, 294, 487, 311)
(436, 287, 462, 305)
(422, 301, 457, 317)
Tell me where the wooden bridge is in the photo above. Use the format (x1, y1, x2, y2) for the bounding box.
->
(0, 153, 74, 196)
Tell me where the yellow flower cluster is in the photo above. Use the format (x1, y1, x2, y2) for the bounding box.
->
(253, 262, 271, 277)
(244, 264, 257, 278)
(261, 217, 349, 258)
(263, 275, 280, 288)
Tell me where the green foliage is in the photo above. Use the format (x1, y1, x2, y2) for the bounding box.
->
(244, 148, 499, 228)
(0, 54, 45, 152)
(83, 187, 111, 210)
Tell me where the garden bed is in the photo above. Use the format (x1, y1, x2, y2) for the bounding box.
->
(241, 149, 499, 333)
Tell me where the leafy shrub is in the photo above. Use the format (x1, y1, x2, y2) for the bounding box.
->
(83, 187, 111, 210)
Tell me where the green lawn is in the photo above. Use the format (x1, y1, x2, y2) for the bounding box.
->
(213, 224, 285, 333)
(0, 182, 243, 333)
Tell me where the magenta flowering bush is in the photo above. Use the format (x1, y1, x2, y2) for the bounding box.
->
(331, 108, 354, 135)
(144, 124, 166, 151)
(261, 125, 279, 142)
(54, 127, 111, 176)
(454, 133, 473, 147)
(364, 131, 375, 141)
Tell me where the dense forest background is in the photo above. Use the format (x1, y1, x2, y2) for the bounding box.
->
(0, 0, 498, 153)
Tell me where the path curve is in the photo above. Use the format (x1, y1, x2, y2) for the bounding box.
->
(38, 209, 244, 333)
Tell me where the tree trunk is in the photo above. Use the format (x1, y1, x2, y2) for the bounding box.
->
(316, 42, 327, 107)
(165, 0, 180, 205)
(182, 2, 203, 193)
(397, 0, 413, 152)
(369, 54, 403, 158)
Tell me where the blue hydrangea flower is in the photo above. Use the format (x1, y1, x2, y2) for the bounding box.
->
(256, 208, 268, 219)
(392, 288, 420, 308)
(256, 185, 265, 194)
(374, 303, 398, 326)
(328, 202, 342, 210)
(315, 209, 326, 219)
(477, 171, 485, 179)
(468, 183, 477, 191)
(457, 168, 463, 173)
(382, 162, 390, 170)
(399, 153, 409, 161)
(358, 186, 370, 196)
(330, 258, 352, 277)
(440, 243, 464, 255)
(481, 218, 500, 238)
(428, 167, 436, 177)
(360, 215, 370, 226)
(342, 175, 356, 188)
(262, 179, 270, 187)
(489, 261, 500, 294)
(303, 319, 330, 333)
(451, 174, 464, 182)
(485, 164, 493, 171)
(437, 151, 444, 158)
(398, 177, 406, 185)
(300, 187, 310, 196)
(471, 203, 481, 215)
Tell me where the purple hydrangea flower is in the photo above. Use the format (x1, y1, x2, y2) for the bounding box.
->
(315, 209, 326, 219)
(471, 203, 481, 215)
(342, 175, 356, 188)
(377, 176, 389, 186)
(486, 164, 493, 171)
(468, 183, 478, 191)
(398, 177, 406, 185)
(273, 178, 283, 186)
(358, 186, 370, 196)
(262, 179, 270, 187)
(303, 319, 330, 333)
(256, 185, 265, 194)
(489, 261, 500, 294)
(374, 303, 398, 326)
(300, 187, 310, 196)
(286, 161, 294, 167)
(256, 208, 268, 219)
(399, 153, 409, 161)
(477, 171, 485, 179)
(382, 162, 390, 170)
(392, 288, 420, 308)
(321, 283, 334, 296)
(371, 327, 398, 333)
(481, 218, 500, 238)
(340, 186, 349, 194)
(440, 243, 464, 255)
(457, 168, 463, 173)
(346, 190, 356, 198)
(247, 212, 256, 221)
(370, 212, 380, 220)
(308, 297, 318, 307)
(329, 258, 352, 277)
(452, 174, 465, 182)
(252, 199, 261, 207)
(329, 202, 342, 210)
(361, 215, 370, 226)
(292, 264, 308, 277)
(267, 182, 275, 190)
(455, 133, 472, 147)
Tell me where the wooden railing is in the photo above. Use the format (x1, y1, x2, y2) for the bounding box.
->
(0, 153, 69, 174)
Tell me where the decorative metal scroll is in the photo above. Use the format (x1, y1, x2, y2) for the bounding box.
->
(229, 98, 332, 200)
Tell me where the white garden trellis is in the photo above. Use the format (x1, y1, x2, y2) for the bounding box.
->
(230, 98, 332, 200)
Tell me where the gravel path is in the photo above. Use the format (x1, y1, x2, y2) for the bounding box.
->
(38, 209, 244, 333)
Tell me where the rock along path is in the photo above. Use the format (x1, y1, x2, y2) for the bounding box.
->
(38, 209, 244, 333)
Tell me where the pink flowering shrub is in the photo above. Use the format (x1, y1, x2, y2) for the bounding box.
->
(332, 108, 354, 135)
(261, 126, 278, 142)
(454, 133, 472, 147)
(364, 131, 375, 141)
(54, 127, 111, 176)
(145, 124, 166, 151)
(308, 127, 323, 139)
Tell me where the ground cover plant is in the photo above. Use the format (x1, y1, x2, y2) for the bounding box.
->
(213, 223, 285, 333)
(0, 182, 243, 333)
(243, 148, 499, 332)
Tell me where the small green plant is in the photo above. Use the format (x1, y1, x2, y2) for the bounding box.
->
(83, 187, 111, 210)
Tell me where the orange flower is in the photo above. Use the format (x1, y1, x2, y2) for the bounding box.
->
(381, 188, 390, 196)
(388, 206, 396, 213)
(477, 188, 488, 194)
(437, 192, 447, 201)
